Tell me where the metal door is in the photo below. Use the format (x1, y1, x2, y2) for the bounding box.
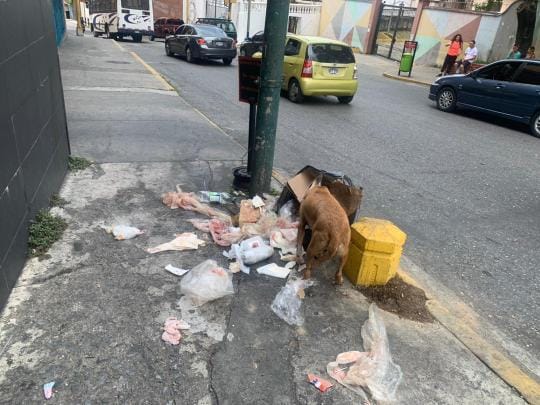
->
(373, 3, 416, 61)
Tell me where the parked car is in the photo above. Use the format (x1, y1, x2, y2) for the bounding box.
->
(152, 18, 184, 40)
(165, 24, 237, 65)
(429, 59, 540, 138)
(195, 18, 237, 41)
(239, 31, 264, 56)
(274, 35, 358, 104)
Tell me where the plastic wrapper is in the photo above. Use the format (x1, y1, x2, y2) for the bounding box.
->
(225, 236, 274, 274)
(327, 304, 402, 402)
(103, 224, 144, 240)
(270, 229, 297, 255)
(147, 233, 205, 254)
(180, 260, 234, 306)
(271, 278, 316, 326)
(162, 186, 230, 221)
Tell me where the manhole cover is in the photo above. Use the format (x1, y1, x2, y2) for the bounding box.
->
(106, 60, 130, 64)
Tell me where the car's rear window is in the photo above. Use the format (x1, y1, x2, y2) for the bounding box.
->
(217, 22, 236, 32)
(308, 44, 355, 64)
(196, 26, 226, 37)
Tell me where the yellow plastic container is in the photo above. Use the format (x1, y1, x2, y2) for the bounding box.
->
(344, 217, 407, 286)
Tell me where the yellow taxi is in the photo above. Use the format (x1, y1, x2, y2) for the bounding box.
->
(282, 34, 358, 104)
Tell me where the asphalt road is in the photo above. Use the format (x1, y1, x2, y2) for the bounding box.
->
(119, 38, 540, 361)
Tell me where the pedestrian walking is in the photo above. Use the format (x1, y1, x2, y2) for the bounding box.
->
(525, 46, 536, 60)
(456, 40, 478, 74)
(507, 44, 522, 59)
(437, 34, 463, 77)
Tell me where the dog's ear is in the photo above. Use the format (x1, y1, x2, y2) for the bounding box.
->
(313, 173, 323, 187)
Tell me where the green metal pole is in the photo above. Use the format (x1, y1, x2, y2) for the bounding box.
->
(249, 0, 290, 196)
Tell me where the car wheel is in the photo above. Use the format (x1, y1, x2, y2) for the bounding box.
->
(150, 35, 155, 41)
(436, 87, 457, 112)
(133, 34, 142, 42)
(288, 79, 304, 103)
(165, 41, 173, 56)
(223, 58, 233, 66)
(186, 47, 194, 63)
(530, 111, 540, 138)
(338, 96, 354, 104)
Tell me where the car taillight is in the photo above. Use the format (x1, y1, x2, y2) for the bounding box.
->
(197, 38, 206, 45)
(301, 59, 313, 78)
(353, 65, 358, 79)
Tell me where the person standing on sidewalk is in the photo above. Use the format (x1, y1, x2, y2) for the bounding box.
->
(457, 40, 478, 74)
(438, 34, 463, 76)
(507, 44, 522, 59)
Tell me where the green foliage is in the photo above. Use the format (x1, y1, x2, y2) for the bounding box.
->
(50, 194, 68, 208)
(68, 156, 92, 172)
(474, 0, 503, 11)
(28, 210, 68, 257)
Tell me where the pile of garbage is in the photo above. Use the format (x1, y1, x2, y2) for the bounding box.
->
(93, 165, 404, 404)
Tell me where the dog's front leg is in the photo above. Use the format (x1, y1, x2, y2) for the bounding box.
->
(296, 216, 306, 265)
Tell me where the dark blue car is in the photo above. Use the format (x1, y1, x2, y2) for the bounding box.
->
(429, 59, 540, 138)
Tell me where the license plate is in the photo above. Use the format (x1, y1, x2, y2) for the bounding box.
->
(329, 68, 338, 75)
(215, 41, 224, 47)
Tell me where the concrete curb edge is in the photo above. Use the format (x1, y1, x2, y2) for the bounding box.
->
(382, 72, 431, 87)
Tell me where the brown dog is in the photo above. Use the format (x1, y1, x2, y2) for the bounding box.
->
(296, 181, 351, 285)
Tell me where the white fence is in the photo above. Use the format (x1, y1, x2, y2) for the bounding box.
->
(232, 1, 321, 41)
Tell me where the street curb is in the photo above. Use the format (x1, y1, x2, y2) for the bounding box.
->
(398, 266, 540, 404)
(382, 72, 431, 87)
(111, 39, 176, 92)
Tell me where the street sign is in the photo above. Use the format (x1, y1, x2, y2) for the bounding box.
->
(238, 56, 261, 104)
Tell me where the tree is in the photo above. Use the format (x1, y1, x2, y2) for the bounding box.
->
(516, 0, 538, 53)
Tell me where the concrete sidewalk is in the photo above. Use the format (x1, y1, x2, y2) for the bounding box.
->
(358, 54, 439, 86)
(0, 27, 533, 404)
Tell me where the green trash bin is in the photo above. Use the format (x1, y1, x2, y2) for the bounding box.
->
(399, 53, 413, 73)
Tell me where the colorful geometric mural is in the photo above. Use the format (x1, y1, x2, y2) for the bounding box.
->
(319, 0, 373, 52)
(415, 1, 521, 66)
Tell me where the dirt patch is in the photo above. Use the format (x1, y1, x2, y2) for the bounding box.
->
(356, 275, 434, 323)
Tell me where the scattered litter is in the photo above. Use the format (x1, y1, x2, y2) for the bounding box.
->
(165, 264, 189, 276)
(43, 382, 55, 400)
(284, 261, 296, 270)
(279, 200, 296, 222)
(187, 218, 211, 232)
(326, 304, 402, 402)
(257, 263, 291, 279)
(187, 218, 242, 247)
(161, 316, 189, 345)
(279, 252, 297, 262)
(198, 191, 231, 204)
(229, 262, 241, 273)
(252, 195, 265, 208)
(147, 233, 205, 254)
(308, 373, 334, 393)
(103, 224, 144, 240)
(271, 278, 316, 326)
(162, 186, 230, 221)
(270, 230, 297, 255)
(180, 260, 234, 306)
(225, 236, 274, 274)
(209, 219, 243, 247)
(239, 200, 261, 225)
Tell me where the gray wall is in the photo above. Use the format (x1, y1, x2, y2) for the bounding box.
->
(0, 0, 70, 306)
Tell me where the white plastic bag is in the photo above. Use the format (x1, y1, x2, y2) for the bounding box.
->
(271, 278, 316, 326)
(225, 236, 274, 274)
(103, 225, 144, 240)
(180, 260, 234, 306)
(326, 304, 402, 402)
(257, 263, 291, 279)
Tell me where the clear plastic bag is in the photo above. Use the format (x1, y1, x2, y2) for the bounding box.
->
(180, 260, 234, 306)
(271, 278, 316, 326)
(225, 236, 274, 274)
(327, 304, 402, 402)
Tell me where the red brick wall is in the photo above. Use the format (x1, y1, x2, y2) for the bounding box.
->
(153, 0, 183, 19)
